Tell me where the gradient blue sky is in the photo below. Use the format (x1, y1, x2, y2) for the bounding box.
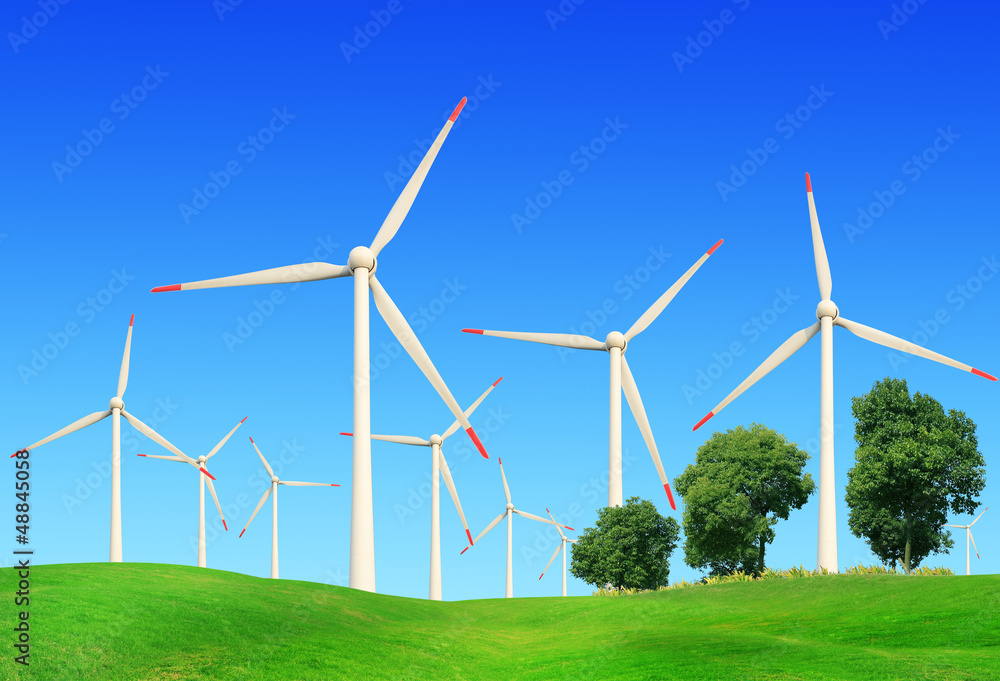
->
(3, 0, 998, 600)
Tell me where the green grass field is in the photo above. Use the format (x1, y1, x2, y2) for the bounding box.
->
(1, 563, 997, 680)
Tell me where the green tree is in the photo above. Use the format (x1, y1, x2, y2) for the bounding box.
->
(674, 423, 815, 577)
(569, 497, 680, 589)
(845, 377, 985, 574)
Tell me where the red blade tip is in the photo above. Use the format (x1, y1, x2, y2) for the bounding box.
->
(200, 468, 217, 481)
(565, 526, 575, 532)
(462, 328, 484, 334)
(138, 454, 147, 457)
(805, 172, 812, 193)
(460, 546, 469, 555)
(151, 284, 181, 293)
(240, 417, 247, 423)
(449, 97, 467, 122)
(248, 436, 254, 443)
(223, 520, 228, 531)
(239, 529, 245, 538)
(693, 412, 714, 431)
(493, 377, 503, 386)
(339, 432, 353, 436)
(707, 239, 723, 255)
(972, 368, 997, 381)
(331, 484, 341, 487)
(466, 427, 488, 458)
(539, 574, 543, 580)
(129, 314, 134, 326)
(664, 483, 676, 511)
(466, 529, 473, 545)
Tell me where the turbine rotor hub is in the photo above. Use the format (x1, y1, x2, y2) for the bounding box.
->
(198, 455, 207, 464)
(506, 503, 514, 511)
(429, 434, 443, 446)
(271, 475, 279, 484)
(348, 246, 376, 274)
(109, 396, 124, 411)
(604, 330, 626, 351)
(816, 299, 839, 321)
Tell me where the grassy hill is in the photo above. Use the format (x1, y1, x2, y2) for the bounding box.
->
(1, 563, 997, 680)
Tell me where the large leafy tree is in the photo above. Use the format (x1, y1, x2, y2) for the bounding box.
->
(674, 423, 815, 576)
(845, 377, 985, 574)
(569, 497, 679, 589)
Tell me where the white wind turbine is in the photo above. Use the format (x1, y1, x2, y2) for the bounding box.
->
(340, 377, 502, 600)
(138, 417, 246, 567)
(11, 315, 193, 562)
(239, 437, 340, 579)
(538, 508, 576, 597)
(463, 240, 724, 509)
(693, 173, 996, 573)
(461, 458, 574, 598)
(151, 97, 490, 593)
(944, 507, 988, 576)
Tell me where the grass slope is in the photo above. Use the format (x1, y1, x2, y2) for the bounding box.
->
(1, 563, 998, 680)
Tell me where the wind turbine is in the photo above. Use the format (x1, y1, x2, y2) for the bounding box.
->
(150, 97, 490, 593)
(239, 437, 340, 579)
(462, 240, 724, 509)
(693, 173, 996, 573)
(461, 458, 573, 598)
(11, 314, 192, 562)
(138, 417, 246, 567)
(944, 507, 988, 575)
(538, 508, 576, 596)
(341, 377, 502, 600)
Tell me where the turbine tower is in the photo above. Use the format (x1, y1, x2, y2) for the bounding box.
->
(463, 240, 724, 508)
(240, 437, 340, 579)
(462, 458, 573, 598)
(341, 377, 502, 600)
(12, 315, 185, 562)
(694, 174, 996, 573)
(138, 417, 246, 567)
(944, 507, 988, 575)
(150, 98, 489, 593)
(539, 508, 576, 596)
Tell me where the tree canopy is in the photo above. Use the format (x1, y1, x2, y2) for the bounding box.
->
(845, 377, 985, 573)
(569, 497, 679, 590)
(673, 423, 815, 576)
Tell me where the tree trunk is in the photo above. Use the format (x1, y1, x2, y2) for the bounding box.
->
(903, 515, 913, 575)
(757, 534, 765, 577)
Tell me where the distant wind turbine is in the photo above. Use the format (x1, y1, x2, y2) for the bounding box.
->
(944, 507, 988, 575)
(539, 508, 576, 596)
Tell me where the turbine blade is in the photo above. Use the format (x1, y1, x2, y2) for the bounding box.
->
(462, 328, 604, 351)
(19, 409, 111, 453)
(206, 417, 247, 460)
(151, 262, 350, 292)
(835, 317, 996, 381)
(969, 530, 980, 560)
(442, 377, 503, 440)
(545, 508, 567, 540)
(438, 451, 472, 545)
(205, 475, 227, 530)
(197, 467, 217, 481)
(498, 457, 512, 505)
(347, 433, 430, 446)
(514, 508, 574, 530)
(137, 453, 185, 462)
(369, 97, 466, 257)
(539, 543, 562, 580)
(970, 507, 989, 527)
(280, 481, 340, 487)
(806, 173, 832, 301)
(620, 355, 676, 510)
(370, 274, 488, 458)
(121, 410, 192, 462)
(625, 240, 723, 341)
(248, 437, 274, 477)
(238, 487, 272, 538)
(694, 321, 821, 431)
(117, 314, 134, 398)
(465, 511, 508, 549)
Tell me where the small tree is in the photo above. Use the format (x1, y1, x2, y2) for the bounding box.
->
(569, 497, 679, 590)
(845, 377, 985, 574)
(674, 423, 815, 577)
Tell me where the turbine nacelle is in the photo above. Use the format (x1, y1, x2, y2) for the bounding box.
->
(506, 502, 514, 511)
(109, 396, 124, 411)
(604, 330, 626, 351)
(429, 434, 443, 446)
(816, 299, 839, 321)
(271, 475, 280, 484)
(348, 246, 376, 274)
(197, 455, 207, 464)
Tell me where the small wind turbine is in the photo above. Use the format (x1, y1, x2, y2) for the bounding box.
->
(151, 98, 486, 593)
(239, 437, 339, 579)
(462, 240, 724, 510)
(462, 458, 573, 598)
(944, 507, 988, 575)
(138, 417, 246, 567)
(341, 377, 502, 600)
(12, 315, 187, 562)
(539, 508, 576, 597)
(693, 174, 996, 573)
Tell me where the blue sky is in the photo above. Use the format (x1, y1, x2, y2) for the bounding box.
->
(3, 0, 998, 599)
